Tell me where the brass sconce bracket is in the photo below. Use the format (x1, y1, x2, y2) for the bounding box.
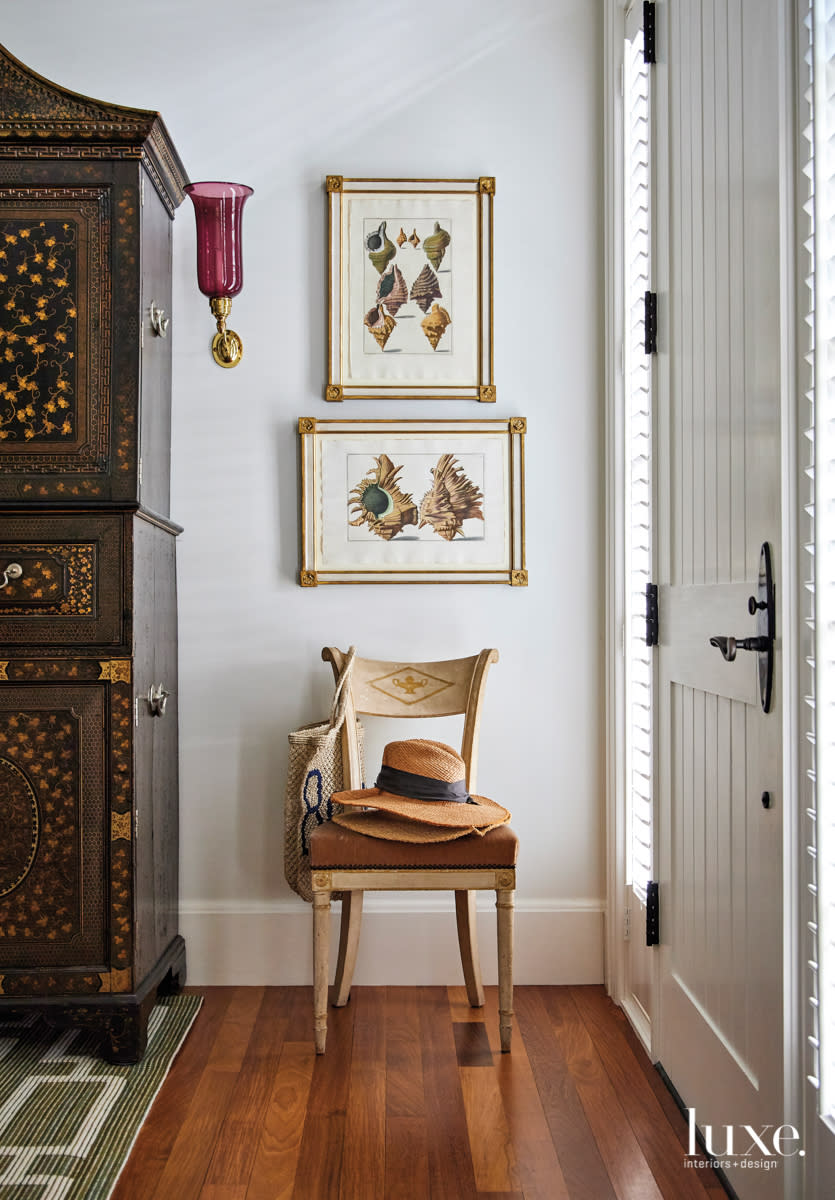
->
(209, 297, 243, 368)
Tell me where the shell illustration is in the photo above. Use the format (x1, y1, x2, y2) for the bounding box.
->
(396, 227, 408, 247)
(423, 222, 450, 270)
(419, 454, 484, 541)
(409, 263, 442, 313)
(349, 455, 419, 540)
(365, 220, 396, 274)
(421, 303, 452, 350)
(376, 264, 408, 316)
(363, 303, 396, 350)
(407, 228, 421, 249)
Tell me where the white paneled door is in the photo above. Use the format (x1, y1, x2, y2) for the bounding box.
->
(654, 2, 785, 1197)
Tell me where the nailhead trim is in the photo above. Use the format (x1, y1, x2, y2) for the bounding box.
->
(309, 860, 515, 870)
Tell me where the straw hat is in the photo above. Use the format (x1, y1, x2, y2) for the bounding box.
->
(331, 739, 510, 843)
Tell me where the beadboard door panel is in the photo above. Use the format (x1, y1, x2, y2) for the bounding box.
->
(653, 2, 785, 1196)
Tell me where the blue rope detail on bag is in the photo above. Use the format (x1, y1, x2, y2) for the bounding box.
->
(301, 768, 325, 855)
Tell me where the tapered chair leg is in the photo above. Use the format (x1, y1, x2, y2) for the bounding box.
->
(455, 889, 485, 1007)
(333, 889, 363, 1007)
(313, 890, 331, 1053)
(496, 887, 514, 1052)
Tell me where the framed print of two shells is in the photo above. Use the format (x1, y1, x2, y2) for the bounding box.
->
(298, 418, 527, 586)
(325, 177, 495, 402)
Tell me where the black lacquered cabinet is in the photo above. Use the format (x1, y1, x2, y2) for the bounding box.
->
(0, 43, 188, 1062)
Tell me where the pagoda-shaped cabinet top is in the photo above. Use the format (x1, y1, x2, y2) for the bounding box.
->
(0, 44, 188, 515)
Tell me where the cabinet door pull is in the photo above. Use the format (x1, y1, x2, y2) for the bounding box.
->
(149, 301, 169, 337)
(0, 563, 22, 589)
(147, 683, 170, 717)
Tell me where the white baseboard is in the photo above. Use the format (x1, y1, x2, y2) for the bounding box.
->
(179, 898, 605, 987)
(620, 991, 652, 1055)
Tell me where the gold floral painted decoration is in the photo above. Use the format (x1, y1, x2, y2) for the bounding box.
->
(0, 711, 79, 938)
(0, 544, 95, 615)
(0, 757, 39, 897)
(0, 219, 77, 443)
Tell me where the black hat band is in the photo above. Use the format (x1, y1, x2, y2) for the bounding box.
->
(375, 764, 475, 804)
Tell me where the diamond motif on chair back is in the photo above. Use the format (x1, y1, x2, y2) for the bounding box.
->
(369, 667, 454, 706)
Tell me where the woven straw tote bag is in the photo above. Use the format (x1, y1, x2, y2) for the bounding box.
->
(283, 646, 363, 901)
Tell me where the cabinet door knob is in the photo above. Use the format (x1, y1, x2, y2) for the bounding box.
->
(147, 683, 170, 717)
(0, 562, 23, 589)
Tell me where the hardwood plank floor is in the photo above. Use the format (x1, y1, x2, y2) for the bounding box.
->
(113, 986, 726, 1200)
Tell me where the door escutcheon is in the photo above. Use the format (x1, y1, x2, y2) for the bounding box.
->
(708, 542, 775, 713)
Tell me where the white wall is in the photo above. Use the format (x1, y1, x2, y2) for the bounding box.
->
(8, 0, 605, 985)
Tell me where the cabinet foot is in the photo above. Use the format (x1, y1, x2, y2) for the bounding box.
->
(0, 936, 188, 1064)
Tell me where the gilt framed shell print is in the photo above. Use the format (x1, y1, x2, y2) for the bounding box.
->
(298, 418, 526, 586)
(325, 177, 495, 402)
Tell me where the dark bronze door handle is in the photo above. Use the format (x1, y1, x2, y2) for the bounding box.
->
(709, 635, 770, 663)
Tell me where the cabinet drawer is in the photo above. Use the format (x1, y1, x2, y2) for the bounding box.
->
(0, 515, 126, 648)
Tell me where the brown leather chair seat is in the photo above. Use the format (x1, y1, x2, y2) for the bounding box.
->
(309, 821, 518, 870)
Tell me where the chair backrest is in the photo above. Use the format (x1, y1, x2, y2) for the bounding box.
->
(322, 647, 498, 792)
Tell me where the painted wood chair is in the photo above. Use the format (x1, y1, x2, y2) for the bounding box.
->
(308, 646, 517, 1054)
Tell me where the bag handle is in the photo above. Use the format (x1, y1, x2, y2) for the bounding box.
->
(328, 645, 357, 730)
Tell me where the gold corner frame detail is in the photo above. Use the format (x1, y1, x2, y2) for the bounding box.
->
(479, 385, 496, 403)
(98, 660, 132, 683)
(111, 810, 132, 842)
(298, 417, 316, 433)
(300, 570, 318, 588)
(99, 967, 132, 993)
(479, 177, 496, 194)
(511, 570, 528, 587)
(326, 176, 343, 193)
(510, 417, 527, 433)
(324, 385, 343, 403)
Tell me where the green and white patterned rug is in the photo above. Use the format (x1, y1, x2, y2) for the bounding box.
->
(0, 993, 201, 1200)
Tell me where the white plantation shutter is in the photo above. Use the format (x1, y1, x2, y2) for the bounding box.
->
(801, 0, 822, 1098)
(808, 0, 835, 1118)
(623, 11, 653, 896)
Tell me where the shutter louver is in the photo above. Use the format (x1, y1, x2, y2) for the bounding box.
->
(816, 0, 835, 1119)
(808, 0, 835, 1120)
(624, 20, 654, 897)
(801, 0, 821, 1099)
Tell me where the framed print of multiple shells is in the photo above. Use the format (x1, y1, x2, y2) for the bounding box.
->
(325, 177, 495, 402)
(299, 418, 527, 586)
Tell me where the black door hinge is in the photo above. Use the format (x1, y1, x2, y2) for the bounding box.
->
(644, 291, 658, 354)
(645, 582, 659, 646)
(643, 2, 656, 63)
(646, 881, 659, 945)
